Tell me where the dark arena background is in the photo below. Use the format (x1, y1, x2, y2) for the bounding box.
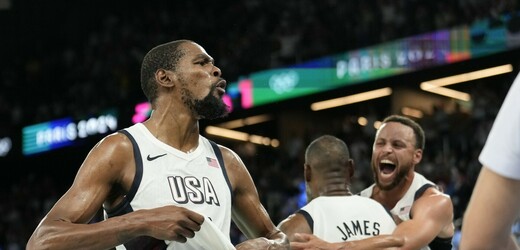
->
(1, 0, 520, 248)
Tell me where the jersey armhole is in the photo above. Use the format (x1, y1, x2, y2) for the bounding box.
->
(296, 209, 314, 233)
(208, 140, 233, 204)
(409, 183, 435, 219)
(105, 130, 143, 216)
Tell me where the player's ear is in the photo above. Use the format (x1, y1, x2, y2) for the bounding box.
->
(347, 159, 355, 178)
(413, 148, 422, 165)
(155, 69, 176, 88)
(304, 163, 312, 182)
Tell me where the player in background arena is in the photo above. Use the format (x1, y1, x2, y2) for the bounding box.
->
(278, 135, 403, 249)
(27, 40, 289, 250)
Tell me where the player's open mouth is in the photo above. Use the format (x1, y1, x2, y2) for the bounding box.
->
(216, 80, 227, 95)
(379, 159, 396, 176)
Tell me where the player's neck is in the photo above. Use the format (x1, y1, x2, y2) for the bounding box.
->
(373, 174, 414, 209)
(320, 183, 352, 196)
(143, 111, 200, 152)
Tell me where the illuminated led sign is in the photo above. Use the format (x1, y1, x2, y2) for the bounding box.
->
(22, 111, 118, 155)
(226, 12, 520, 109)
(0, 137, 12, 157)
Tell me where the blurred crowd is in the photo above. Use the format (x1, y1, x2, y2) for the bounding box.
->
(1, 0, 519, 249)
(1, 0, 518, 127)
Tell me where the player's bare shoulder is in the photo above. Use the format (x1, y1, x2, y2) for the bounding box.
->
(413, 186, 454, 221)
(80, 132, 135, 179)
(98, 132, 133, 153)
(213, 144, 251, 191)
(425, 186, 452, 203)
(422, 186, 455, 236)
(215, 144, 245, 170)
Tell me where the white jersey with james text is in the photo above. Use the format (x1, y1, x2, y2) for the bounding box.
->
(298, 195, 396, 242)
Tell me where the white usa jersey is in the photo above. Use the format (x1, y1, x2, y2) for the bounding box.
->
(298, 196, 396, 242)
(360, 172, 435, 222)
(104, 123, 233, 250)
(359, 172, 453, 250)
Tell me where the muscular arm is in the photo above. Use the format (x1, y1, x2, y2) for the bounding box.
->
(27, 133, 135, 250)
(389, 189, 454, 250)
(460, 166, 520, 250)
(278, 213, 312, 242)
(219, 146, 289, 249)
(27, 133, 204, 250)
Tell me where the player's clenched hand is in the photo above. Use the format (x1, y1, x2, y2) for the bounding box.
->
(134, 205, 204, 242)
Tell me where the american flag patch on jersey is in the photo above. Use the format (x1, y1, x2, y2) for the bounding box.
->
(399, 205, 411, 215)
(206, 157, 219, 168)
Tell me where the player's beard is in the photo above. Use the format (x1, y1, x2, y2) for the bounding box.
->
(373, 164, 409, 191)
(182, 84, 229, 120)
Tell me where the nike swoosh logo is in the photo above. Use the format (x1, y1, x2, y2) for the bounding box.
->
(147, 153, 167, 161)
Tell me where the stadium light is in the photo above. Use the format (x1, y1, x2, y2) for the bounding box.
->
(401, 107, 424, 119)
(420, 84, 471, 101)
(420, 64, 513, 101)
(421, 64, 513, 89)
(205, 126, 279, 147)
(216, 114, 272, 129)
(311, 87, 393, 111)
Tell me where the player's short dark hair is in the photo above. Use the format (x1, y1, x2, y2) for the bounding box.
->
(140, 40, 192, 106)
(382, 115, 425, 150)
(305, 135, 351, 169)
